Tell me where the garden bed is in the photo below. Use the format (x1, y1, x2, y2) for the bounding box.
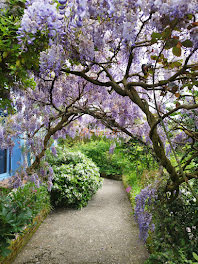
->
(0, 207, 50, 264)
(0, 182, 51, 263)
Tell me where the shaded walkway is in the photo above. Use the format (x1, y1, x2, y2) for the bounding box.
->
(13, 179, 148, 264)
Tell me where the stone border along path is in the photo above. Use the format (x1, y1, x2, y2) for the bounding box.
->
(13, 179, 148, 264)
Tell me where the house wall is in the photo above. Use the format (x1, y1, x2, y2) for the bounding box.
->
(0, 139, 24, 181)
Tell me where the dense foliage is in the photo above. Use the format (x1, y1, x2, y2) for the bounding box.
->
(74, 139, 122, 178)
(120, 139, 158, 180)
(133, 179, 198, 263)
(61, 136, 158, 182)
(70, 138, 128, 179)
(47, 147, 103, 208)
(0, 0, 41, 111)
(0, 183, 50, 257)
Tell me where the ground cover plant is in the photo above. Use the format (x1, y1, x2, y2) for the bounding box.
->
(0, 182, 50, 257)
(46, 146, 103, 208)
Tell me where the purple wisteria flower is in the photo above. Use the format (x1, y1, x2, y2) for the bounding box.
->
(134, 185, 156, 242)
(109, 143, 116, 154)
(48, 180, 53, 191)
(51, 146, 57, 156)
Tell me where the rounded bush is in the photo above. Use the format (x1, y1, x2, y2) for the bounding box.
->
(47, 148, 103, 208)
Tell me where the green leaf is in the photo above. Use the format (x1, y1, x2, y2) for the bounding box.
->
(181, 39, 193, 47)
(169, 112, 178, 117)
(165, 38, 179, 49)
(169, 61, 182, 69)
(186, 14, 193, 20)
(0, 247, 11, 257)
(172, 61, 182, 67)
(151, 32, 162, 44)
(151, 55, 158, 60)
(172, 46, 181, 57)
(162, 27, 171, 40)
(193, 252, 198, 261)
(151, 32, 162, 39)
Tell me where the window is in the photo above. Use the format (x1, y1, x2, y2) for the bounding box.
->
(0, 149, 7, 174)
(0, 139, 26, 180)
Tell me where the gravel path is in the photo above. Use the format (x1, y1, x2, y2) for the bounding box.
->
(13, 179, 148, 264)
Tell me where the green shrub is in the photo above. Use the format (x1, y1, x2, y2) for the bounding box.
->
(71, 138, 140, 178)
(145, 180, 198, 264)
(47, 147, 103, 208)
(120, 139, 158, 177)
(60, 136, 158, 181)
(0, 183, 50, 257)
(75, 139, 123, 176)
(0, 187, 11, 196)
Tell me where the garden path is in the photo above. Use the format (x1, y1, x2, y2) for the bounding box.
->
(13, 179, 148, 264)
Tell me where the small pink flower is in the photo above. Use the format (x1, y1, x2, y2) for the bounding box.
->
(126, 186, 132, 193)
